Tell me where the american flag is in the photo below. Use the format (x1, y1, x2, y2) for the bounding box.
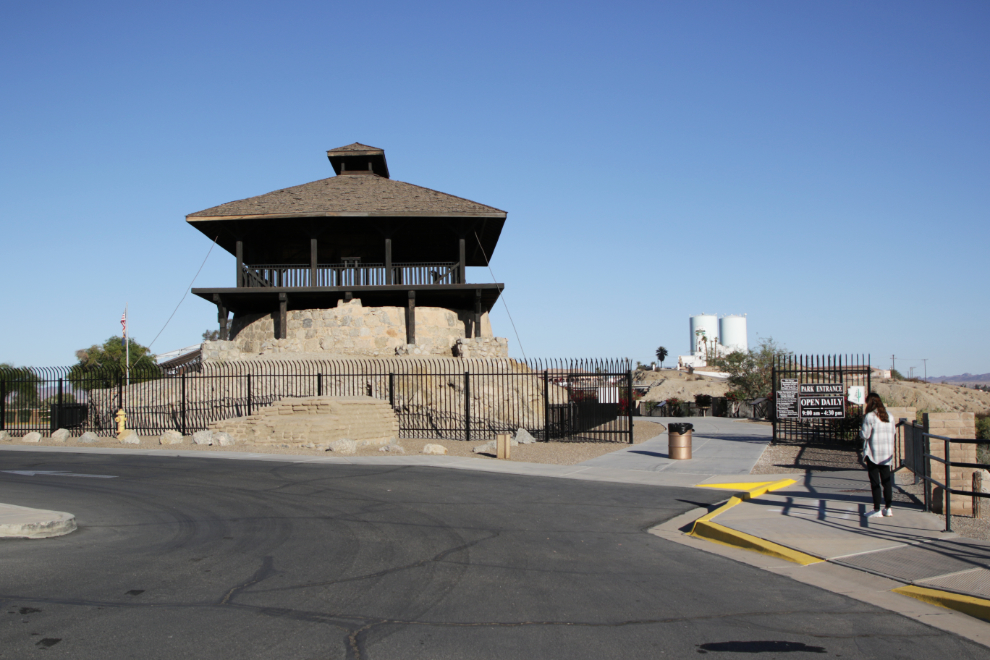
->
(121, 310, 127, 337)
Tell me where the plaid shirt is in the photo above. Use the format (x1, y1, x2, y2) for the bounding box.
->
(860, 411, 895, 465)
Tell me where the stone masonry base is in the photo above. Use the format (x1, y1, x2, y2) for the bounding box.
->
(209, 396, 399, 447)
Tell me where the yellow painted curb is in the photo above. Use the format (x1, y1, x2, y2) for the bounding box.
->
(688, 478, 823, 565)
(894, 585, 990, 622)
(696, 481, 777, 492)
(690, 519, 823, 566)
(691, 478, 797, 528)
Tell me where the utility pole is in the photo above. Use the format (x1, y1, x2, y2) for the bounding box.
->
(923, 358, 927, 383)
(891, 355, 896, 375)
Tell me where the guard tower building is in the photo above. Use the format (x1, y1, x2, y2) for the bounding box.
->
(187, 143, 507, 358)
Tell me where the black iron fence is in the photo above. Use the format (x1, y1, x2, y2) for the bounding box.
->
(916, 432, 990, 532)
(771, 354, 871, 444)
(0, 358, 633, 443)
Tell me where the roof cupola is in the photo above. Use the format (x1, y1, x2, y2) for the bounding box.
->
(326, 142, 390, 178)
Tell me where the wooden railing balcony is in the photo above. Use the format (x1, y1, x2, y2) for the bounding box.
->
(239, 262, 462, 288)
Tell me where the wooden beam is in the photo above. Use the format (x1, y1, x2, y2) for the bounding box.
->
(406, 290, 416, 345)
(458, 238, 466, 284)
(278, 293, 288, 340)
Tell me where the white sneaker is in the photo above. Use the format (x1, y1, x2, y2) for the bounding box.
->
(883, 507, 893, 517)
(865, 509, 883, 519)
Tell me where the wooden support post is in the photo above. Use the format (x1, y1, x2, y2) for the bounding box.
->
(213, 294, 228, 340)
(278, 293, 288, 340)
(235, 240, 244, 287)
(458, 238, 466, 284)
(975, 471, 983, 520)
(310, 238, 318, 286)
(406, 290, 416, 345)
(385, 238, 392, 285)
(474, 289, 482, 338)
(497, 432, 511, 460)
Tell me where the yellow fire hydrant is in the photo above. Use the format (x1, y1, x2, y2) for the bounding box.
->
(115, 409, 127, 438)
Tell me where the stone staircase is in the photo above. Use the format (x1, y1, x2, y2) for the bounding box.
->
(209, 396, 398, 447)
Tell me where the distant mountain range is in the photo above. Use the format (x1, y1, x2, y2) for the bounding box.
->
(929, 373, 990, 385)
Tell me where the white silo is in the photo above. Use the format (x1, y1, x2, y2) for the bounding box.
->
(689, 314, 718, 353)
(719, 314, 748, 352)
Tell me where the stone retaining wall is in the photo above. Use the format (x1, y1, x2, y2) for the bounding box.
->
(454, 337, 510, 359)
(202, 299, 504, 361)
(210, 396, 398, 447)
(86, 358, 568, 438)
(925, 412, 977, 515)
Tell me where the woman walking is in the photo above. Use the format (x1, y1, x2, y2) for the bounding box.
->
(861, 392, 895, 518)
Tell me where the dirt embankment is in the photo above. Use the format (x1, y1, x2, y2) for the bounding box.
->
(634, 369, 730, 402)
(634, 370, 990, 415)
(872, 380, 990, 415)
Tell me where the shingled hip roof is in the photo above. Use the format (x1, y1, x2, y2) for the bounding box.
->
(187, 174, 505, 220)
(327, 142, 384, 155)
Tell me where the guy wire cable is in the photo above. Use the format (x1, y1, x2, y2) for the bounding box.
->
(148, 235, 219, 351)
(474, 230, 526, 361)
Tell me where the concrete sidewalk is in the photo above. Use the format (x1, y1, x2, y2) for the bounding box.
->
(581, 416, 770, 475)
(675, 469, 990, 622)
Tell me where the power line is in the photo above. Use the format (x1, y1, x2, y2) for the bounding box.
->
(474, 231, 526, 361)
(147, 236, 219, 351)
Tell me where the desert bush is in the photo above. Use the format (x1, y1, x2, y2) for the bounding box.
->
(977, 414, 990, 441)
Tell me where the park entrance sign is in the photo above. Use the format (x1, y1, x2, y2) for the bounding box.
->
(772, 354, 871, 444)
(798, 383, 845, 419)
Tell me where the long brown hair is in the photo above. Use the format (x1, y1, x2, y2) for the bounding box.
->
(865, 392, 889, 423)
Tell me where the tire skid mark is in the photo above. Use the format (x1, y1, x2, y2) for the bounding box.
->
(259, 529, 500, 594)
(219, 555, 276, 605)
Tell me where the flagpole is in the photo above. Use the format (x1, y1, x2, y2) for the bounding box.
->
(125, 303, 130, 391)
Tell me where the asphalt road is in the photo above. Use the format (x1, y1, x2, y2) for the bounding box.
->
(0, 451, 986, 659)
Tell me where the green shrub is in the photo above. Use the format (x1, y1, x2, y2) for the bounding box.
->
(977, 414, 990, 441)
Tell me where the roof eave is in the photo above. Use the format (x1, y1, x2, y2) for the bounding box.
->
(187, 211, 507, 222)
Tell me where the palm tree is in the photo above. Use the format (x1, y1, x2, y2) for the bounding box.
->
(655, 346, 668, 369)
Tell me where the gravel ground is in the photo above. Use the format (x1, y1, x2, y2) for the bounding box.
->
(895, 478, 990, 541)
(0, 421, 663, 466)
(751, 442, 864, 474)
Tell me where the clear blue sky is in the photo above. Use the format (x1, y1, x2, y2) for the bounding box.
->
(2, 1, 987, 377)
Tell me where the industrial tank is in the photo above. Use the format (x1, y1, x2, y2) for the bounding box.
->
(689, 314, 718, 353)
(719, 315, 748, 352)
